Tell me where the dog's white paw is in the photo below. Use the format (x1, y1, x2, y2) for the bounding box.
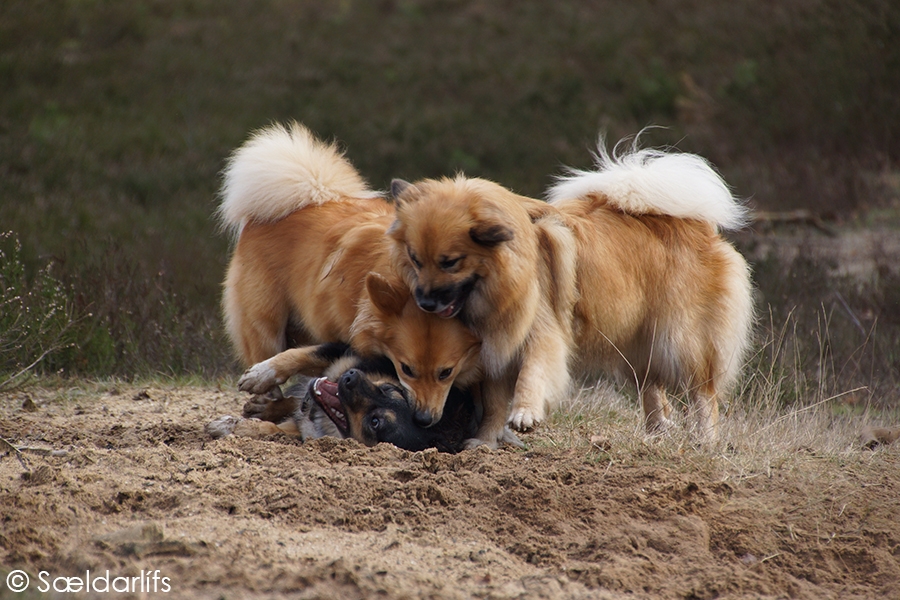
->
(508, 405, 544, 431)
(238, 359, 282, 394)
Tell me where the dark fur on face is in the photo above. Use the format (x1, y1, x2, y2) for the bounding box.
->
(327, 368, 477, 453)
(243, 343, 478, 453)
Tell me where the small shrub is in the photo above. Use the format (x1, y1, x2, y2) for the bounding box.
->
(0, 231, 79, 389)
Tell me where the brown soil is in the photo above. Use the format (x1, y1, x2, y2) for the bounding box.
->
(1, 384, 899, 599)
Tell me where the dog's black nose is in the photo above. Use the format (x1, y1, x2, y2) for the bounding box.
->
(414, 288, 438, 312)
(414, 409, 438, 428)
(341, 369, 361, 390)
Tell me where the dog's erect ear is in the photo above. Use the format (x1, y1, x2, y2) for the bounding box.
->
(469, 221, 514, 247)
(390, 179, 414, 204)
(366, 272, 408, 317)
(517, 195, 555, 222)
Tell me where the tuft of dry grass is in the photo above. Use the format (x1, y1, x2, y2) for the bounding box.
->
(531, 314, 900, 485)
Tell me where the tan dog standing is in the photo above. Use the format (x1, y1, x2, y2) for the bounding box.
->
(389, 137, 753, 446)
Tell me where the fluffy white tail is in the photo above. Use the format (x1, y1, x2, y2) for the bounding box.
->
(218, 122, 379, 235)
(546, 136, 748, 230)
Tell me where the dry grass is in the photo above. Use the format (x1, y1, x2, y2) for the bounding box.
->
(529, 314, 900, 486)
(526, 377, 898, 517)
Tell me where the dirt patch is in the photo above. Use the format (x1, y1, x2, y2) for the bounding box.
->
(1, 384, 899, 599)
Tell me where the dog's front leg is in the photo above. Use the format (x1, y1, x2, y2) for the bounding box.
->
(238, 356, 285, 394)
(464, 370, 517, 450)
(238, 342, 350, 394)
(507, 321, 571, 431)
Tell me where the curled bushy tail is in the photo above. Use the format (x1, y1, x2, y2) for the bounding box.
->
(218, 122, 379, 235)
(546, 135, 748, 230)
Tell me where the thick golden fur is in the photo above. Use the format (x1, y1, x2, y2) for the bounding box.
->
(552, 195, 753, 441)
(220, 123, 481, 424)
(389, 178, 579, 447)
(390, 140, 753, 445)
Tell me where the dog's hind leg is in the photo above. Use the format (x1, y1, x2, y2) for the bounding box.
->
(688, 380, 720, 444)
(243, 388, 301, 423)
(642, 384, 674, 434)
(223, 263, 291, 365)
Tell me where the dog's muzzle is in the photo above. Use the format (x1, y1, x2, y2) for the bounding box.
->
(413, 407, 441, 428)
(414, 276, 478, 319)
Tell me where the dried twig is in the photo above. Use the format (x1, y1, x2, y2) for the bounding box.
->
(0, 345, 67, 392)
(0, 436, 31, 472)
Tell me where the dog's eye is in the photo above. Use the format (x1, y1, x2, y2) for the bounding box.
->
(369, 416, 381, 430)
(407, 247, 422, 269)
(439, 256, 463, 271)
(400, 363, 415, 378)
(438, 368, 453, 381)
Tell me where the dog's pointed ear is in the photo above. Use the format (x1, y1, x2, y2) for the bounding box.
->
(469, 221, 514, 247)
(517, 195, 555, 222)
(366, 272, 408, 317)
(390, 179, 414, 204)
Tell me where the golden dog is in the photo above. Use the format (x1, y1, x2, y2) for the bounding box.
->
(389, 137, 754, 446)
(219, 122, 481, 425)
(388, 177, 578, 447)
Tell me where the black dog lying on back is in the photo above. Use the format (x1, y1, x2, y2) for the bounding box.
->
(208, 342, 503, 453)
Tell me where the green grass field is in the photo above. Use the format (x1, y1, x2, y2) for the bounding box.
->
(1, 0, 898, 396)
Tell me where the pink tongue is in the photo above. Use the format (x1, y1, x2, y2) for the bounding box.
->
(318, 378, 339, 398)
(312, 378, 347, 431)
(314, 378, 341, 410)
(438, 303, 456, 318)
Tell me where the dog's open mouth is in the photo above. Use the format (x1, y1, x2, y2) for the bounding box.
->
(309, 377, 348, 433)
(433, 275, 478, 319)
(438, 299, 461, 319)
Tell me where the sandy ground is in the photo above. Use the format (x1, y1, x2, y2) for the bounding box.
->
(1, 383, 899, 599)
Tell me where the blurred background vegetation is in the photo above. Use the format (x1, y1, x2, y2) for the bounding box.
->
(1, 0, 898, 400)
